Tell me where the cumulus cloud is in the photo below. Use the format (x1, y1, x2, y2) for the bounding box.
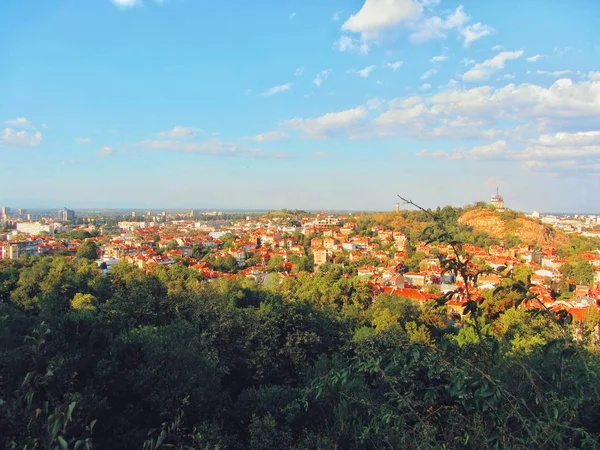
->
(0, 128, 42, 147)
(6, 117, 34, 128)
(386, 61, 403, 71)
(313, 69, 332, 87)
(460, 23, 494, 46)
(354, 65, 377, 77)
(337, 0, 492, 54)
(526, 54, 544, 62)
(410, 5, 468, 43)
(531, 70, 573, 77)
(521, 131, 600, 160)
(261, 83, 292, 96)
(498, 73, 515, 80)
(335, 35, 370, 54)
(281, 106, 368, 138)
(462, 50, 524, 81)
(421, 68, 437, 80)
(342, 0, 424, 41)
(430, 55, 447, 63)
(245, 131, 289, 143)
(157, 126, 202, 138)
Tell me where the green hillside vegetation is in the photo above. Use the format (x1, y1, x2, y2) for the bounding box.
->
(1, 255, 600, 449)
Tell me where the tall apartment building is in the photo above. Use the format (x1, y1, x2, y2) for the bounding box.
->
(57, 207, 76, 222)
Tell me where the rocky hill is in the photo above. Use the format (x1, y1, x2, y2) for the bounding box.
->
(458, 208, 568, 247)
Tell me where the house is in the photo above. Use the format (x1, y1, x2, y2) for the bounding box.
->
(404, 272, 427, 287)
(313, 246, 331, 268)
(323, 237, 336, 250)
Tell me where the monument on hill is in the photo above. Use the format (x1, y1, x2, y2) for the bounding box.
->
(490, 187, 505, 211)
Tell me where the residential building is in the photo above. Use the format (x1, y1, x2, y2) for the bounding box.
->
(313, 246, 331, 268)
(58, 207, 76, 222)
(16, 222, 63, 235)
(2, 240, 39, 260)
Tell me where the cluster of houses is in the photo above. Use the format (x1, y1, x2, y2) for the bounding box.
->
(3, 212, 600, 328)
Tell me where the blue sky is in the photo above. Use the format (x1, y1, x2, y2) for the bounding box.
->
(1, 0, 600, 212)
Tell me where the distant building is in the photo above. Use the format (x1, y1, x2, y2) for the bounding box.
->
(1, 206, 10, 220)
(490, 188, 505, 211)
(2, 240, 39, 260)
(16, 222, 63, 235)
(314, 215, 342, 230)
(131, 211, 137, 218)
(58, 207, 76, 222)
(313, 246, 331, 268)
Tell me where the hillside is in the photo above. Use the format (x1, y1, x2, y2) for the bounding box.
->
(459, 208, 568, 247)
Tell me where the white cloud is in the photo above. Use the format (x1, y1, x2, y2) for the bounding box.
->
(246, 131, 289, 143)
(294, 67, 305, 76)
(430, 55, 447, 63)
(462, 50, 524, 81)
(97, 146, 113, 157)
(410, 6, 469, 43)
(311, 151, 328, 159)
(281, 106, 368, 138)
(138, 138, 290, 159)
(335, 35, 370, 54)
(492, 44, 503, 51)
(420, 83, 432, 90)
(461, 58, 476, 66)
(332, 11, 342, 21)
(386, 61, 403, 71)
(75, 137, 91, 144)
(521, 131, 600, 160)
(157, 126, 201, 138)
(261, 82, 292, 96)
(590, 72, 600, 81)
(0, 128, 42, 147)
(342, 0, 424, 41)
(419, 140, 511, 160)
(421, 68, 437, 80)
(313, 69, 332, 87)
(533, 70, 573, 77)
(372, 76, 600, 144)
(498, 73, 515, 80)
(339, 1, 491, 51)
(6, 117, 34, 128)
(358, 65, 377, 77)
(460, 22, 494, 46)
(526, 54, 544, 62)
(111, 0, 141, 9)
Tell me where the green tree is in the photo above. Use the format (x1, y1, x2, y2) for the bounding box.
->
(76, 240, 99, 260)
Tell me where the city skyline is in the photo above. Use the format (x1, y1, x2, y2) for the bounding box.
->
(2, 0, 600, 212)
